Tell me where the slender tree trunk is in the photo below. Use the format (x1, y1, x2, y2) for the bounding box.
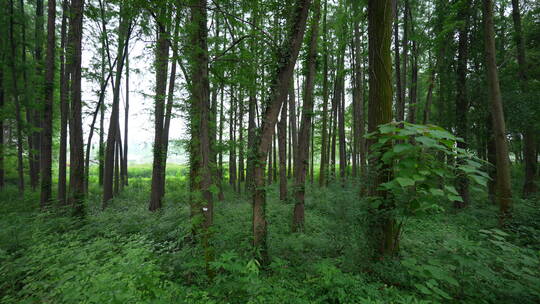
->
(338, 64, 346, 180)
(510, 0, 537, 197)
(238, 93, 245, 191)
(123, 45, 129, 186)
(67, 0, 86, 216)
(394, 0, 403, 121)
(218, 85, 225, 199)
(162, 15, 180, 199)
(40, 0, 56, 208)
(368, 0, 397, 258)
(455, 0, 471, 208)
(30, 0, 44, 190)
(188, 0, 214, 277)
(353, 2, 366, 176)
(407, 39, 418, 123)
(251, 0, 310, 264)
(98, 26, 105, 187)
(58, 0, 69, 204)
(148, 15, 169, 211)
(482, 0, 513, 221)
(229, 87, 237, 189)
(422, 67, 435, 125)
(319, 0, 329, 187)
(401, 0, 409, 120)
(0, 58, 4, 189)
(293, 0, 320, 232)
(103, 8, 130, 208)
(289, 78, 297, 176)
(278, 94, 288, 201)
(9, 0, 25, 194)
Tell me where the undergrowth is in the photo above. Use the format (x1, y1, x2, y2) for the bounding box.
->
(0, 170, 539, 303)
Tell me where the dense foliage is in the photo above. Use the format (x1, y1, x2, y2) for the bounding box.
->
(1, 169, 539, 303)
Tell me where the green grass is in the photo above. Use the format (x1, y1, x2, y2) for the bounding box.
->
(0, 164, 539, 303)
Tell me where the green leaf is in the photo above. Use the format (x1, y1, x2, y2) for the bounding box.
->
(430, 189, 444, 196)
(393, 143, 412, 153)
(444, 185, 458, 195)
(396, 177, 415, 187)
(448, 194, 463, 202)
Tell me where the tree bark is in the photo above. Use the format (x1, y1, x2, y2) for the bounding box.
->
(393, 0, 403, 121)
(9, 0, 25, 194)
(455, 0, 471, 208)
(188, 0, 214, 277)
(251, 0, 310, 264)
(482, 0, 513, 221)
(40, 0, 56, 208)
(319, 0, 329, 187)
(148, 12, 170, 211)
(278, 93, 288, 201)
(123, 44, 129, 186)
(292, 0, 320, 232)
(510, 0, 537, 197)
(368, 0, 397, 258)
(103, 5, 130, 208)
(58, 0, 69, 204)
(67, 0, 86, 216)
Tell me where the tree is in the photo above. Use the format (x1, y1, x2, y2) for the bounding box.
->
(251, 0, 311, 263)
(58, 0, 69, 205)
(39, 0, 56, 208)
(67, 0, 86, 216)
(367, 0, 396, 257)
(455, 0, 472, 208)
(148, 7, 170, 212)
(8, 0, 25, 194)
(103, 2, 131, 209)
(292, 0, 321, 232)
(188, 0, 214, 276)
(510, 0, 537, 197)
(482, 0, 512, 221)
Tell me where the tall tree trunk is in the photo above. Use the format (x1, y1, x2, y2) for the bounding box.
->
(188, 0, 214, 277)
(30, 0, 44, 190)
(58, 0, 69, 204)
(338, 63, 346, 180)
(148, 14, 169, 211)
(229, 87, 237, 189)
(278, 94, 288, 201)
(393, 0, 403, 121)
(0, 56, 4, 189)
(9, 0, 25, 194)
(289, 78, 297, 177)
(455, 0, 471, 208)
(368, 0, 396, 258)
(98, 24, 106, 187)
(353, 1, 366, 177)
(251, 0, 310, 264)
(401, 0, 409, 120)
(67, 0, 86, 216)
(123, 44, 129, 186)
(510, 0, 537, 197)
(319, 0, 329, 187)
(21, 0, 38, 191)
(218, 85, 225, 199)
(407, 38, 418, 123)
(292, 0, 320, 232)
(103, 8, 130, 208)
(422, 66, 435, 125)
(482, 0, 512, 221)
(40, 0, 56, 208)
(162, 14, 180, 200)
(238, 93, 245, 191)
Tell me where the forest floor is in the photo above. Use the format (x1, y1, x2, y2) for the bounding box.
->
(1, 165, 539, 303)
